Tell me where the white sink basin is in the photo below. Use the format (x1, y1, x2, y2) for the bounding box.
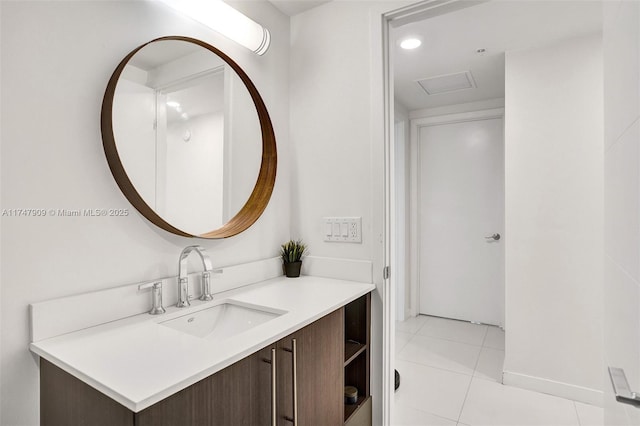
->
(160, 300, 285, 341)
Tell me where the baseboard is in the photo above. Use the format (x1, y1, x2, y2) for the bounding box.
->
(502, 370, 603, 407)
(301, 256, 373, 283)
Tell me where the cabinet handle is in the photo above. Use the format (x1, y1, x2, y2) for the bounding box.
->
(263, 349, 277, 426)
(271, 348, 277, 426)
(283, 339, 298, 425)
(292, 338, 298, 426)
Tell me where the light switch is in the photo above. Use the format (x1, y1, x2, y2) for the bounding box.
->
(322, 217, 362, 243)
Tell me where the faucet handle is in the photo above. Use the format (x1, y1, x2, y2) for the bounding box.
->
(199, 269, 223, 301)
(138, 281, 166, 315)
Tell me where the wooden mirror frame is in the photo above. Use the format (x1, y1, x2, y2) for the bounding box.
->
(101, 36, 277, 239)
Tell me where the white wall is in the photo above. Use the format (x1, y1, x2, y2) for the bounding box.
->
(602, 0, 640, 423)
(503, 34, 604, 404)
(290, 3, 375, 262)
(0, 1, 290, 424)
(289, 2, 408, 423)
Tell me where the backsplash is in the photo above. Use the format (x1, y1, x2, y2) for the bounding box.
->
(30, 257, 283, 342)
(30, 256, 374, 343)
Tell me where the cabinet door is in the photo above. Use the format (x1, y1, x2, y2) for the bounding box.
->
(40, 359, 134, 426)
(136, 347, 273, 426)
(251, 344, 278, 426)
(278, 308, 344, 426)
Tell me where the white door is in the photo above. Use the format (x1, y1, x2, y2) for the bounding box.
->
(418, 117, 504, 325)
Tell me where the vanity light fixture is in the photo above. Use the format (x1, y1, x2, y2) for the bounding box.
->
(400, 37, 422, 50)
(156, 0, 271, 55)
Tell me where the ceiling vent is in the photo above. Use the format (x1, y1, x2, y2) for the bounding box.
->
(416, 71, 476, 95)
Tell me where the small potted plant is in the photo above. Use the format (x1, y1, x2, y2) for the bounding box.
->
(280, 239, 307, 278)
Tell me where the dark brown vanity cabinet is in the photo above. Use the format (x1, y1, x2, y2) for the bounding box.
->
(137, 309, 344, 426)
(40, 294, 371, 426)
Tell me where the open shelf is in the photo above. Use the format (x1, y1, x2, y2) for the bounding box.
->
(344, 341, 366, 366)
(343, 293, 371, 425)
(344, 395, 370, 424)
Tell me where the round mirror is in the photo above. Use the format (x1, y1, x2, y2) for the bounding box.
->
(101, 36, 277, 238)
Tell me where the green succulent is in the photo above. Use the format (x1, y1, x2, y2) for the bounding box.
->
(280, 239, 307, 263)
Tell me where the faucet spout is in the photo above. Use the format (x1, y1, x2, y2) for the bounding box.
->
(177, 245, 214, 307)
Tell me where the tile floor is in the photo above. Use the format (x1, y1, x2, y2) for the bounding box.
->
(392, 315, 604, 426)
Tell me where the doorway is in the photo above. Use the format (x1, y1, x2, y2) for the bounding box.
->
(415, 112, 504, 326)
(384, 0, 604, 424)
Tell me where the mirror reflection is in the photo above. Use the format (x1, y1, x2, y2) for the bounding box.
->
(112, 40, 261, 235)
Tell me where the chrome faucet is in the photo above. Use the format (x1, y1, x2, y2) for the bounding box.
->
(177, 245, 221, 307)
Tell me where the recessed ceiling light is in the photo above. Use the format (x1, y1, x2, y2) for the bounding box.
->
(166, 101, 180, 108)
(400, 38, 422, 50)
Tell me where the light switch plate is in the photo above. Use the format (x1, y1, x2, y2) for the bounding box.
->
(323, 217, 362, 243)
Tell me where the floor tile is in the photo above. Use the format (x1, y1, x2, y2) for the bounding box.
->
(395, 360, 472, 421)
(394, 316, 597, 426)
(392, 405, 457, 426)
(417, 317, 488, 346)
(459, 378, 580, 426)
(473, 347, 504, 382)
(398, 334, 481, 375)
(574, 402, 603, 426)
(396, 331, 413, 355)
(483, 326, 505, 350)
(397, 315, 430, 334)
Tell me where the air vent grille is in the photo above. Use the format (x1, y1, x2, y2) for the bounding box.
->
(416, 71, 476, 95)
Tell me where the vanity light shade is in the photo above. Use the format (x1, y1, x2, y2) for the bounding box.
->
(157, 0, 271, 55)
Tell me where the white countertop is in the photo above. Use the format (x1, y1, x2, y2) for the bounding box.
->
(30, 276, 375, 412)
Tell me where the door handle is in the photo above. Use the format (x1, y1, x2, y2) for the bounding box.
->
(609, 367, 640, 406)
(485, 233, 501, 241)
